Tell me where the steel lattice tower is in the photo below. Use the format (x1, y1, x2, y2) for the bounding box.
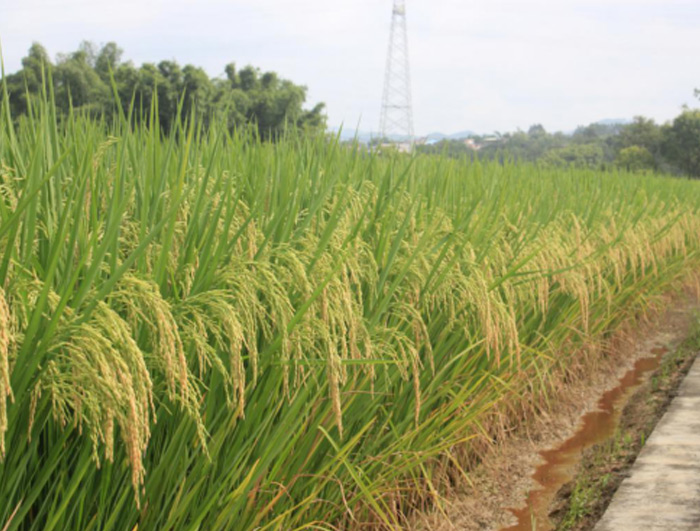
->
(379, 0, 414, 145)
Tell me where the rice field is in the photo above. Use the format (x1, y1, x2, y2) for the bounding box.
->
(1, 90, 700, 530)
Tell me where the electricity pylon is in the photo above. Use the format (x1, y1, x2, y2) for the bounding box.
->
(379, 0, 414, 146)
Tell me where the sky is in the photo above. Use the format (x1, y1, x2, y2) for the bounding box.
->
(1, 0, 699, 136)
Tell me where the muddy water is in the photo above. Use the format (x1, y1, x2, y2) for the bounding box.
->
(501, 346, 668, 531)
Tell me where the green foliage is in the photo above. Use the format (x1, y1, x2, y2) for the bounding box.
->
(1, 41, 325, 138)
(416, 139, 477, 158)
(416, 123, 618, 168)
(615, 145, 656, 173)
(416, 105, 700, 178)
(541, 143, 606, 169)
(615, 116, 662, 156)
(1, 83, 700, 531)
(661, 108, 700, 178)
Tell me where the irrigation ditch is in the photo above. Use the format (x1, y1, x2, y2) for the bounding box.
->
(548, 322, 700, 530)
(413, 290, 700, 531)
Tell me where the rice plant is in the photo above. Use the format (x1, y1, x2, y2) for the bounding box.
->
(1, 83, 700, 530)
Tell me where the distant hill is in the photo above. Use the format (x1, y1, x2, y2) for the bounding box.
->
(447, 130, 476, 140)
(330, 128, 375, 143)
(595, 118, 632, 126)
(563, 118, 632, 136)
(329, 129, 416, 143)
(423, 131, 476, 141)
(425, 132, 447, 141)
(331, 121, 634, 143)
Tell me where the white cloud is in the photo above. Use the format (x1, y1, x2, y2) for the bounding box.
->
(1, 0, 698, 134)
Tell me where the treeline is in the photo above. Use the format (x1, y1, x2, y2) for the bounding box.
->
(2, 41, 326, 139)
(418, 102, 700, 178)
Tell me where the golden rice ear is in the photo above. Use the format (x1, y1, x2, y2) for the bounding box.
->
(410, 350, 421, 426)
(112, 275, 195, 408)
(0, 287, 12, 459)
(327, 346, 343, 438)
(6, 101, 700, 529)
(36, 305, 153, 507)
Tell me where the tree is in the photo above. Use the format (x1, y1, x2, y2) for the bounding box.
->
(95, 42, 123, 81)
(181, 65, 212, 124)
(615, 117, 662, 156)
(224, 63, 239, 88)
(662, 108, 700, 177)
(2, 41, 325, 138)
(527, 124, 546, 137)
(53, 47, 110, 114)
(615, 146, 656, 173)
(3, 43, 52, 115)
(238, 66, 259, 92)
(541, 144, 605, 169)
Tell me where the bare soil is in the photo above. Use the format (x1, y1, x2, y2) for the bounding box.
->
(411, 293, 699, 531)
(549, 323, 700, 530)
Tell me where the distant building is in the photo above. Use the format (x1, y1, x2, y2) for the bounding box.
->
(379, 142, 414, 154)
(395, 142, 413, 153)
(463, 138, 481, 150)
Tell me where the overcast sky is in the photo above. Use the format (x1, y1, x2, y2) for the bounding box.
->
(2, 0, 699, 135)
